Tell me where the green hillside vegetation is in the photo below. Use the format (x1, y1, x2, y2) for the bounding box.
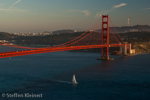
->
(0, 32, 13, 40)
(119, 32, 150, 43)
(0, 31, 150, 47)
(14, 32, 83, 46)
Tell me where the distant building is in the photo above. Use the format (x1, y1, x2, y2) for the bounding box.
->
(89, 30, 94, 32)
(0, 40, 9, 42)
(74, 30, 77, 32)
(130, 49, 135, 54)
(43, 33, 53, 36)
(130, 29, 139, 32)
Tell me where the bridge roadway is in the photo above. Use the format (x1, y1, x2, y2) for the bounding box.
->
(0, 44, 128, 58)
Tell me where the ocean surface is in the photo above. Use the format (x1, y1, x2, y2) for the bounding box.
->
(0, 51, 150, 100)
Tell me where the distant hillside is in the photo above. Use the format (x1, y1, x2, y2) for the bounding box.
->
(0, 32, 12, 40)
(119, 31, 150, 42)
(52, 29, 75, 34)
(96, 25, 150, 33)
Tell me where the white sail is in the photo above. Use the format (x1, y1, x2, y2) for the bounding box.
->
(72, 74, 78, 84)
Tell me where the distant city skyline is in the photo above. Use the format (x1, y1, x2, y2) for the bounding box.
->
(0, 0, 150, 33)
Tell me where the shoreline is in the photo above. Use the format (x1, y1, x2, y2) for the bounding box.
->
(129, 52, 150, 56)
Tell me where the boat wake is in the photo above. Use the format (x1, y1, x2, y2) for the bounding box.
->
(51, 74, 78, 85)
(51, 79, 72, 84)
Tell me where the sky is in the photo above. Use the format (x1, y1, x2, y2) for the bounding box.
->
(0, 0, 150, 33)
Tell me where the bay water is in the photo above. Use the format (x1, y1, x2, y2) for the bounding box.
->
(0, 51, 150, 100)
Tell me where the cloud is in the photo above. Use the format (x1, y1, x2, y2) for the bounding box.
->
(141, 8, 150, 10)
(113, 3, 127, 8)
(67, 10, 91, 16)
(0, 0, 29, 13)
(0, 7, 28, 13)
(95, 10, 114, 18)
(82, 10, 91, 16)
(95, 3, 127, 18)
(10, 0, 21, 7)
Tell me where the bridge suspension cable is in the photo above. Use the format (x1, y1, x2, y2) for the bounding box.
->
(0, 15, 130, 59)
(110, 19, 124, 43)
(62, 21, 102, 47)
(110, 28, 120, 43)
(0, 16, 103, 51)
(45, 16, 102, 48)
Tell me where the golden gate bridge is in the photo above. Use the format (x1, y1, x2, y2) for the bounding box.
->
(0, 15, 131, 60)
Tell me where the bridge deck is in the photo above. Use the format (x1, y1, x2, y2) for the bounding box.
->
(0, 44, 128, 58)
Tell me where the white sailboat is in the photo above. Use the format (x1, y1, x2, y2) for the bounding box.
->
(72, 74, 78, 84)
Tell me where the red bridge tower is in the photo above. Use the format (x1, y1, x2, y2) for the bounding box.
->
(98, 15, 114, 60)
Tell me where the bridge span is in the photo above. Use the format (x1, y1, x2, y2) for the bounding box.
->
(0, 15, 131, 59)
